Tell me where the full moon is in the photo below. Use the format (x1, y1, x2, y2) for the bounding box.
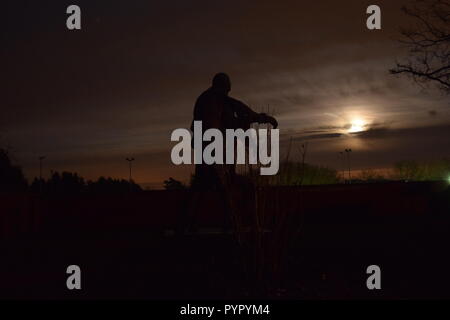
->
(348, 119, 366, 133)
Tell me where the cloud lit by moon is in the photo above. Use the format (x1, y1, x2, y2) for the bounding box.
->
(348, 119, 367, 133)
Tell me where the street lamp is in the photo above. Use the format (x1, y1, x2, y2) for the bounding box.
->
(339, 151, 345, 182)
(345, 149, 352, 183)
(126, 157, 135, 191)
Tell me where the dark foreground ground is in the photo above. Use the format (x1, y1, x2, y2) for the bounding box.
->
(1, 181, 450, 299)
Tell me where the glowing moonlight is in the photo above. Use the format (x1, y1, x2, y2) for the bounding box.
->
(348, 119, 366, 133)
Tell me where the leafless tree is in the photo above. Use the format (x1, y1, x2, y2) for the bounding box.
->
(390, 0, 450, 93)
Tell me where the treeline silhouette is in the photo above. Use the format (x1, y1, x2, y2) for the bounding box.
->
(30, 172, 142, 193)
(1, 148, 142, 193)
(393, 159, 450, 181)
(163, 177, 187, 190)
(0, 148, 28, 192)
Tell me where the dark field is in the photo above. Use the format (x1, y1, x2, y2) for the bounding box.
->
(1, 181, 450, 299)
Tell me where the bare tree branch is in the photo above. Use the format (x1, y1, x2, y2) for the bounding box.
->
(390, 0, 450, 93)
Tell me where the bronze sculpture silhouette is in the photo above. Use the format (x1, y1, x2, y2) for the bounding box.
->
(190, 73, 277, 191)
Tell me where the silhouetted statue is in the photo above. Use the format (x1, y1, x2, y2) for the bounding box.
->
(184, 74, 278, 294)
(183, 73, 277, 236)
(190, 72, 277, 190)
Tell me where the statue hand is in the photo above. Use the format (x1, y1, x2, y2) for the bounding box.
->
(265, 115, 278, 129)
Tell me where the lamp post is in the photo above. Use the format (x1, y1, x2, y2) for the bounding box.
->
(339, 151, 345, 182)
(126, 157, 135, 191)
(345, 149, 352, 183)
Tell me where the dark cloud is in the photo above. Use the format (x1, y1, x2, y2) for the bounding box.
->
(294, 133, 343, 141)
(350, 127, 391, 139)
(354, 124, 450, 141)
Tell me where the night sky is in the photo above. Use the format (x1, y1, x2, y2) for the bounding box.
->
(2, 0, 449, 188)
